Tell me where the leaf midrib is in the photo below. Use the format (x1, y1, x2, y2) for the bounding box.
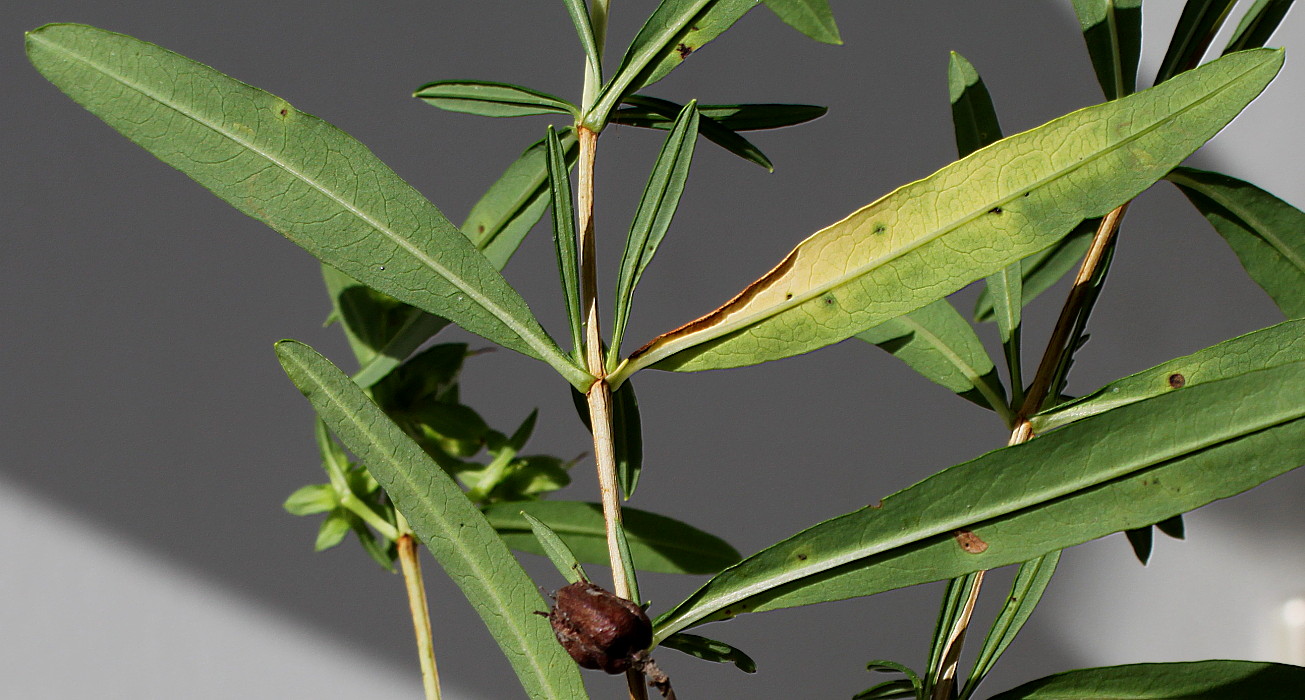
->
(634, 56, 1263, 371)
(34, 29, 564, 369)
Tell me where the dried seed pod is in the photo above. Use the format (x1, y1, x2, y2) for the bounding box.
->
(543, 581, 652, 674)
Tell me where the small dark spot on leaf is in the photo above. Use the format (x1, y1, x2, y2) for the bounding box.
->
(676, 43, 693, 59)
(1168, 373, 1186, 388)
(785, 293, 793, 300)
(1023, 192, 1030, 197)
(280, 109, 288, 117)
(477, 224, 485, 233)
(954, 529, 988, 554)
(823, 295, 835, 305)
(378, 265, 386, 271)
(873, 223, 886, 234)
(988, 207, 1003, 215)
(796, 552, 808, 561)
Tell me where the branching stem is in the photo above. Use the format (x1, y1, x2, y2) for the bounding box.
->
(930, 202, 1130, 700)
(397, 534, 441, 700)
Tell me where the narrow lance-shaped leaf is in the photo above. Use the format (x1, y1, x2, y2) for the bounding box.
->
(546, 127, 585, 359)
(484, 500, 742, 575)
(1155, 0, 1239, 84)
(949, 51, 1020, 407)
(560, 0, 602, 76)
(522, 511, 588, 584)
(652, 362, 1305, 641)
(569, 381, 644, 500)
(274, 341, 586, 699)
(761, 0, 842, 45)
(414, 80, 578, 118)
(1071, 0, 1143, 99)
(988, 660, 1305, 700)
(960, 550, 1060, 698)
(609, 101, 701, 366)
(856, 299, 1010, 420)
(1032, 318, 1305, 432)
(610, 49, 1285, 387)
(26, 24, 592, 390)
(1168, 167, 1305, 319)
(344, 132, 581, 388)
(587, 0, 756, 126)
(613, 101, 827, 131)
(1224, 0, 1297, 54)
(660, 633, 757, 673)
(614, 94, 773, 170)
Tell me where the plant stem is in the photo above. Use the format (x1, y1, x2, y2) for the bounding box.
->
(575, 123, 649, 700)
(397, 534, 441, 700)
(930, 202, 1130, 700)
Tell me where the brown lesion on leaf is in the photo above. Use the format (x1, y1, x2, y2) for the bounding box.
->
(1168, 373, 1186, 388)
(954, 529, 988, 554)
(676, 43, 693, 59)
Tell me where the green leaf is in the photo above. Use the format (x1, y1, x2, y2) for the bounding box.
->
(1070, 0, 1143, 99)
(652, 362, 1305, 640)
(923, 571, 981, 697)
(315, 514, 352, 551)
(484, 500, 742, 575)
(1032, 318, 1305, 432)
(1155, 0, 1239, 84)
(560, 0, 602, 76)
(948, 51, 1020, 408)
(26, 24, 590, 390)
(660, 633, 757, 673)
(569, 381, 645, 500)
(613, 95, 772, 170)
(464, 128, 580, 271)
(961, 551, 1060, 698)
(414, 80, 578, 118)
(587, 0, 757, 126)
(613, 101, 826, 132)
(857, 661, 924, 700)
(1168, 167, 1305, 319)
(283, 484, 338, 516)
(972, 220, 1095, 323)
(611, 50, 1285, 385)
(545, 127, 585, 359)
(761, 0, 842, 45)
(988, 660, 1305, 699)
(521, 510, 588, 584)
(274, 341, 586, 698)
(610, 102, 701, 366)
(856, 299, 1009, 418)
(1224, 0, 1297, 54)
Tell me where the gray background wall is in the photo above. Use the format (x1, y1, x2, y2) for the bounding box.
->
(4, 2, 1303, 698)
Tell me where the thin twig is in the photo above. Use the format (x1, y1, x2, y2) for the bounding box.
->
(929, 203, 1130, 700)
(397, 534, 441, 700)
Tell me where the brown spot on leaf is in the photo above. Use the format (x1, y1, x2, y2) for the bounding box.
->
(279, 108, 288, 116)
(1168, 373, 1186, 388)
(796, 552, 808, 561)
(988, 206, 1003, 215)
(676, 43, 693, 59)
(954, 529, 988, 554)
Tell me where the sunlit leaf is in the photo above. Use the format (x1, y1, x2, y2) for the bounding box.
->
(972, 220, 1095, 323)
(660, 632, 757, 673)
(545, 127, 585, 358)
(1168, 167, 1305, 319)
(414, 80, 577, 118)
(988, 660, 1305, 699)
(652, 362, 1305, 640)
(26, 24, 591, 390)
(761, 0, 842, 45)
(275, 341, 585, 698)
(521, 510, 587, 584)
(560, 0, 602, 75)
(962, 551, 1060, 698)
(611, 50, 1284, 386)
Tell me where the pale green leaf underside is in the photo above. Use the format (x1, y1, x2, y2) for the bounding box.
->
(988, 660, 1305, 699)
(274, 341, 584, 699)
(414, 80, 578, 118)
(1032, 318, 1305, 432)
(1169, 166, 1305, 319)
(614, 49, 1283, 384)
(653, 362, 1305, 640)
(856, 298, 1008, 416)
(26, 23, 589, 389)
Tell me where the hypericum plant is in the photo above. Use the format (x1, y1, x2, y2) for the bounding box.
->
(27, 1, 1305, 698)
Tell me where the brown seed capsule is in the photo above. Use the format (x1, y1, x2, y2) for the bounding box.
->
(543, 581, 652, 674)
